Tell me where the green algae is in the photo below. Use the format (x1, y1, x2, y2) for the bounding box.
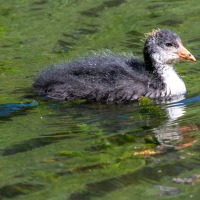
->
(139, 96, 166, 117)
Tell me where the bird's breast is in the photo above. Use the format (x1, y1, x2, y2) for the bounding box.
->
(162, 67, 186, 97)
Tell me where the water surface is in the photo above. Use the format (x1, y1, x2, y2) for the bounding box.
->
(1, 0, 200, 199)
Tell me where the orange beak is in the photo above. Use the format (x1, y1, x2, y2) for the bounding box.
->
(177, 41, 196, 62)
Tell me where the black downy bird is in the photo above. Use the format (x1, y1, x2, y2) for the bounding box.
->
(33, 29, 196, 102)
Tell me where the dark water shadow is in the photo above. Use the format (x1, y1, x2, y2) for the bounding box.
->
(32, 0, 48, 5)
(58, 24, 99, 53)
(69, 160, 195, 200)
(1, 132, 76, 156)
(80, 0, 126, 17)
(30, 0, 48, 11)
(159, 19, 183, 27)
(54, 25, 99, 53)
(0, 183, 44, 199)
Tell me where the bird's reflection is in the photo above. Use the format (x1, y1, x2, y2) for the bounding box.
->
(153, 95, 200, 146)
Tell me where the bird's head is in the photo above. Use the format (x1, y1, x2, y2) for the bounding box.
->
(143, 29, 196, 68)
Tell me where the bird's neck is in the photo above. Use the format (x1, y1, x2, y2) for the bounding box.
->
(154, 63, 186, 97)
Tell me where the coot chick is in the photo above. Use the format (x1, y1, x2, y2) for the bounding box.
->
(33, 29, 196, 102)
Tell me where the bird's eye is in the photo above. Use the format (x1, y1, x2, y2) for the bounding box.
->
(165, 43, 173, 47)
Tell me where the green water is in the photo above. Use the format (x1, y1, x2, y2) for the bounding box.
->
(1, 0, 200, 199)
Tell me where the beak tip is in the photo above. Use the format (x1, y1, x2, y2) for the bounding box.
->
(190, 56, 196, 62)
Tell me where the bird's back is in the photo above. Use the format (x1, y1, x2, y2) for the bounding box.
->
(33, 53, 152, 102)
